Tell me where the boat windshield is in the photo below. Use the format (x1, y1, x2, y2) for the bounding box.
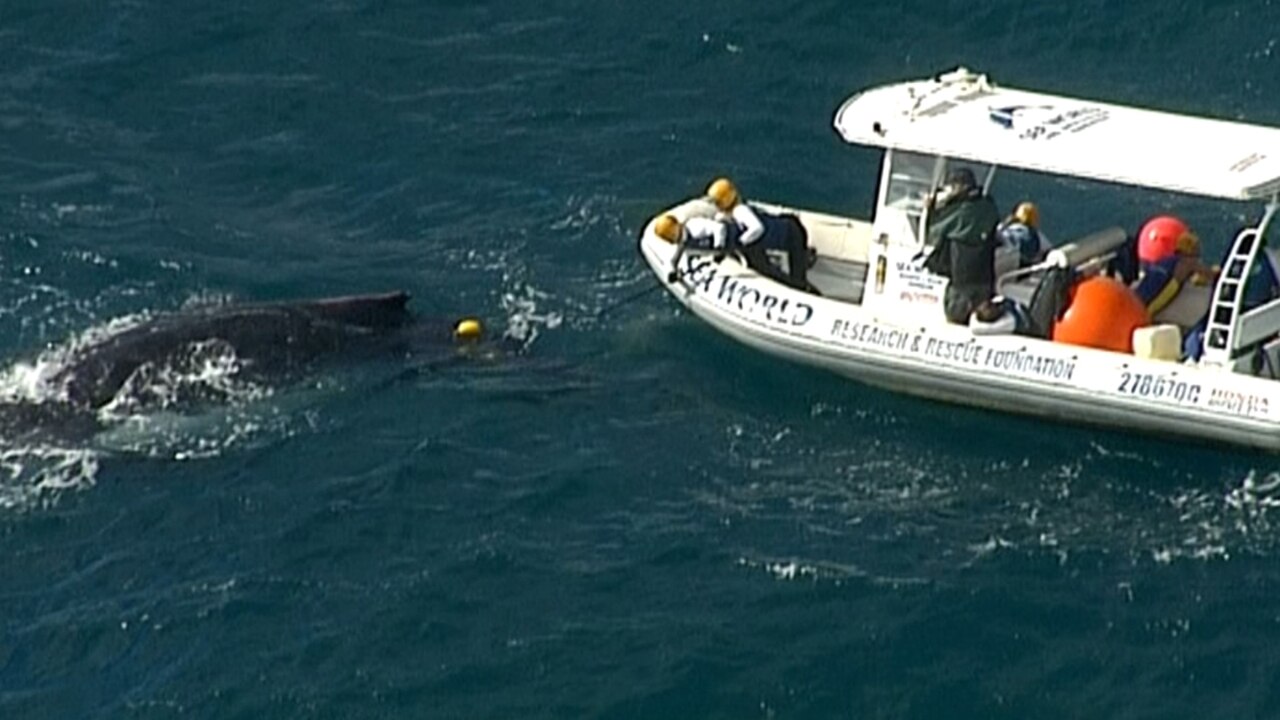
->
(876, 150, 995, 247)
(882, 150, 935, 213)
(876, 150, 934, 244)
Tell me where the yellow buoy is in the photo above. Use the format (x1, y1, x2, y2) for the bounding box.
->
(454, 318, 484, 342)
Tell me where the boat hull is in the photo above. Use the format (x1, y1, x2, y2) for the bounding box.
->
(640, 207, 1280, 453)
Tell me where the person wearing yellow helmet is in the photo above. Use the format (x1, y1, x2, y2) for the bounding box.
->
(705, 177, 764, 246)
(1012, 201, 1038, 227)
(650, 213, 729, 249)
(650, 212, 736, 282)
(445, 315, 528, 363)
(703, 177, 815, 292)
(652, 214, 683, 245)
(706, 178, 740, 212)
(995, 200, 1052, 267)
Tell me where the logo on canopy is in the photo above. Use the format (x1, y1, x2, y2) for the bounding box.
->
(989, 105, 1110, 141)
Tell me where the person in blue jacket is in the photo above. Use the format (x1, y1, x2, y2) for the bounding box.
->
(996, 201, 1052, 267)
(1132, 216, 1218, 318)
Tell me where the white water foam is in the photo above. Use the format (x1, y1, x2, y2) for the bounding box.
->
(501, 282, 562, 348)
(96, 338, 273, 418)
(0, 313, 306, 511)
(0, 445, 101, 511)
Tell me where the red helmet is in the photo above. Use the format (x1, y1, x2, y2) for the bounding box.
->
(1137, 216, 1199, 264)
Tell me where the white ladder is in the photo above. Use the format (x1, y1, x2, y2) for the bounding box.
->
(1200, 228, 1259, 366)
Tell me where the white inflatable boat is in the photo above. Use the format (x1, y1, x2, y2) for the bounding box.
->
(640, 68, 1280, 452)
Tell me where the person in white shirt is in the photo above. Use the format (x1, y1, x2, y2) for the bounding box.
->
(651, 213, 732, 281)
(704, 177, 813, 292)
(707, 178, 765, 245)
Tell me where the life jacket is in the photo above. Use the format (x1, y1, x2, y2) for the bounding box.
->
(996, 222, 1044, 267)
(757, 213, 807, 251)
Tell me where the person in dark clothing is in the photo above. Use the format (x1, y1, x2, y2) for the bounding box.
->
(923, 168, 1001, 323)
(735, 212, 813, 292)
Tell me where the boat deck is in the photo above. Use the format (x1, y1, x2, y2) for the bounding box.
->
(808, 256, 867, 302)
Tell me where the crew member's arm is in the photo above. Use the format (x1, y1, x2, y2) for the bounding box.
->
(669, 218, 728, 280)
(926, 203, 959, 246)
(685, 217, 728, 249)
(1178, 256, 1219, 286)
(731, 203, 764, 246)
(669, 241, 685, 280)
(1136, 256, 1210, 317)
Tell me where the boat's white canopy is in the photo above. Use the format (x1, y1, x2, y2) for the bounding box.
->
(833, 68, 1280, 202)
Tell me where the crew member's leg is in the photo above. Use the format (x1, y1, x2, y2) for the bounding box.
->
(739, 243, 789, 285)
(783, 216, 810, 289)
(944, 284, 987, 324)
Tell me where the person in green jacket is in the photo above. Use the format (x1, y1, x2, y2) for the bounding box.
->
(924, 167, 1001, 324)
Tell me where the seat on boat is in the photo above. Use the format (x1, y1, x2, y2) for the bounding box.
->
(997, 226, 1129, 308)
(1043, 226, 1129, 273)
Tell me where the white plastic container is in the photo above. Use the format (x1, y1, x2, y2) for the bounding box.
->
(1132, 324, 1183, 361)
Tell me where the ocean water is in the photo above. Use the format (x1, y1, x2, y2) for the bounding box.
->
(4, 1, 1280, 717)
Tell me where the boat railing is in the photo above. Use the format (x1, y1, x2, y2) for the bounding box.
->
(1233, 298, 1280, 349)
(996, 226, 1128, 295)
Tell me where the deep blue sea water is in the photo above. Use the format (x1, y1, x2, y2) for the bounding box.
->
(4, 1, 1280, 718)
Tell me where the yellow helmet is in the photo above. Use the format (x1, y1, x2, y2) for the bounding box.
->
(1013, 201, 1040, 228)
(706, 177, 740, 211)
(453, 318, 484, 342)
(652, 214, 683, 244)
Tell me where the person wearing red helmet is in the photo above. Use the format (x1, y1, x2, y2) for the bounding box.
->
(1132, 215, 1219, 316)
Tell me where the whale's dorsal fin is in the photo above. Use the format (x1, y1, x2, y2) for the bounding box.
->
(289, 291, 412, 328)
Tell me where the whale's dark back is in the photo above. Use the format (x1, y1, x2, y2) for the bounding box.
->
(50, 291, 418, 409)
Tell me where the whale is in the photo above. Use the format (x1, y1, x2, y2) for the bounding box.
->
(49, 291, 423, 409)
(0, 291, 493, 443)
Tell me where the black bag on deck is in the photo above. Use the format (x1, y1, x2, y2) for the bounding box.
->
(1025, 266, 1074, 339)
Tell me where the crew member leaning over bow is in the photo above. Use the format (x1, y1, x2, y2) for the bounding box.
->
(704, 177, 814, 292)
(652, 213, 729, 281)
